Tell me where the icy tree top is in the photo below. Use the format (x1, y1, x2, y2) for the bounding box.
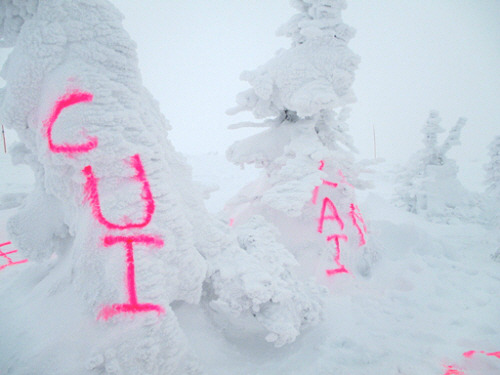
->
(228, 0, 359, 119)
(421, 110, 444, 153)
(278, 0, 354, 46)
(0, 0, 38, 47)
(420, 110, 466, 166)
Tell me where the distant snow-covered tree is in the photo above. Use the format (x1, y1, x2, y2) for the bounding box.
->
(394, 111, 481, 223)
(225, 0, 372, 281)
(484, 135, 500, 198)
(483, 135, 500, 236)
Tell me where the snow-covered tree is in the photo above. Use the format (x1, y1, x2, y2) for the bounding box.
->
(483, 135, 500, 242)
(484, 135, 500, 198)
(225, 0, 372, 280)
(394, 111, 481, 223)
(0, 1, 324, 373)
(0, 0, 38, 47)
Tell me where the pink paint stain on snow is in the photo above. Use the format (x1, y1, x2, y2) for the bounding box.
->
(98, 303, 164, 320)
(463, 350, 500, 359)
(463, 350, 476, 358)
(312, 160, 337, 203)
(322, 179, 338, 188)
(83, 154, 155, 230)
(98, 235, 165, 320)
(349, 203, 367, 246)
(312, 160, 367, 277)
(43, 89, 97, 154)
(325, 234, 349, 276)
(311, 186, 320, 204)
(443, 365, 464, 375)
(317, 197, 344, 234)
(0, 242, 28, 271)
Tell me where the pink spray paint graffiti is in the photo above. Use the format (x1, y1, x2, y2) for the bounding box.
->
(312, 160, 367, 276)
(317, 197, 344, 234)
(463, 350, 500, 359)
(43, 89, 97, 154)
(0, 242, 28, 271)
(42, 87, 164, 319)
(82, 154, 155, 230)
(97, 235, 165, 320)
(349, 203, 367, 246)
(82, 155, 165, 320)
(325, 234, 349, 276)
(442, 350, 500, 375)
(443, 365, 464, 375)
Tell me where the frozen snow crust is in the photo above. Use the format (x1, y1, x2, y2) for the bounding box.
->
(0, 0, 324, 373)
(2, 154, 500, 375)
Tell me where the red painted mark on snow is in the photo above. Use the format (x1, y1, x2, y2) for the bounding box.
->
(317, 197, 344, 234)
(443, 365, 464, 375)
(83, 154, 155, 230)
(319, 160, 338, 188)
(312, 161, 367, 275)
(229, 218, 235, 227)
(349, 203, 367, 246)
(98, 302, 164, 320)
(43, 89, 97, 154)
(0, 242, 28, 271)
(98, 235, 164, 320)
(325, 234, 349, 276)
(312, 160, 339, 203)
(322, 179, 338, 188)
(463, 350, 500, 359)
(463, 350, 476, 358)
(311, 186, 320, 204)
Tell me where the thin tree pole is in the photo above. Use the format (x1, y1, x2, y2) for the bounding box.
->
(1, 124, 6, 154)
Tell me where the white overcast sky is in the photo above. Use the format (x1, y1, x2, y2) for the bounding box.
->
(110, 0, 499, 189)
(1, 1, 499, 190)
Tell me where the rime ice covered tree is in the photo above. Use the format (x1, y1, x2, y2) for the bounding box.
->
(225, 0, 371, 280)
(484, 136, 500, 199)
(0, 1, 324, 373)
(483, 136, 500, 235)
(394, 111, 480, 223)
(484, 136, 500, 261)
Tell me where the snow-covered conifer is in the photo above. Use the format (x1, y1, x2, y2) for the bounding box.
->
(421, 110, 444, 165)
(0, 0, 325, 372)
(482, 135, 500, 233)
(226, 0, 371, 280)
(394, 111, 480, 223)
(484, 135, 500, 198)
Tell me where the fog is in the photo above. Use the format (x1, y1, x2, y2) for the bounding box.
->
(2, 1, 499, 190)
(112, 0, 499, 190)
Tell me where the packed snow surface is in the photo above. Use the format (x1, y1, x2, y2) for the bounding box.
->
(1, 153, 499, 374)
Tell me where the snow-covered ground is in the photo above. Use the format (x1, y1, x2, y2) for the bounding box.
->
(1, 150, 498, 375)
